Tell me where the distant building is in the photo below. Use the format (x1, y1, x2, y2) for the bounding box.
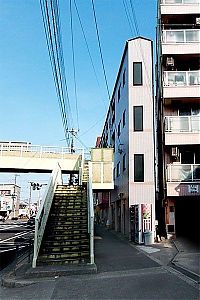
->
(99, 37, 155, 243)
(95, 137, 101, 148)
(0, 184, 20, 218)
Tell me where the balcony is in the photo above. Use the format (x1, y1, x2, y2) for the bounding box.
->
(167, 164, 200, 182)
(166, 163, 200, 196)
(165, 115, 200, 132)
(165, 116, 200, 144)
(162, 29, 200, 54)
(161, 0, 200, 15)
(91, 148, 114, 190)
(163, 70, 200, 98)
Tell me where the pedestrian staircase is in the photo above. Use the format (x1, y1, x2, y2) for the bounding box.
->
(37, 185, 90, 265)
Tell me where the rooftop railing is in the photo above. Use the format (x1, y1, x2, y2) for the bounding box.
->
(167, 164, 200, 182)
(0, 143, 84, 159)
(162, 29, 200, 43)
(161, 0, 200, 4)
(163, 70, 200, 86)
(165, 115, 200, 132)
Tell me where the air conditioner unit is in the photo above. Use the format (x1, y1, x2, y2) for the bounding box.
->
(196, 17, 200, 25)
(171, 147, 179, 157)
(166, 57, 174, 67)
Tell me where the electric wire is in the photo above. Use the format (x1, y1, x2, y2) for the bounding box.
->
(39, 0, 74, 146)
(41, 0, 70, 143)
(73, 0, 107, 110)
(40, 0, 68, 142)
(128, 0, 154, 101)
(50, 0, 70, 134)
(90, 0, 124, 151)
(52, 0, 74, 129)
(69, 0, 79, 131)
(123, 0, 135, 36)
(91, 0, 111, 100)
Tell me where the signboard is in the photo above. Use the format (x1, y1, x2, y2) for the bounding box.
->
(0, 190, 11, 196)
(188, 185, 199, 194)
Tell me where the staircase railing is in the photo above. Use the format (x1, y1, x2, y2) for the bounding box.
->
(32, 163, 62, 268)
(87, 162, 94, 264)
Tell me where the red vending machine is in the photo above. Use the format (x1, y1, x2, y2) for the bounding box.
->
(130, 204, 152, 244)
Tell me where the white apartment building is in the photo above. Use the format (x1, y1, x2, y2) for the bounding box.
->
(156, 0, 200, 241)
(100, 37, 155, 243)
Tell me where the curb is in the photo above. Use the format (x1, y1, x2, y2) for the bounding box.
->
(1, 263, 97, 288)
(1, 271, 36, 288)
(171, 240, 200, 283)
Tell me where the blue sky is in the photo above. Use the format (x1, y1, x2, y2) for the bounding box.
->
(0, 0, 157, 200)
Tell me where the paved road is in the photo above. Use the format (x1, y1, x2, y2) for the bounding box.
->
(0, 226, 199, 299)
(0, 221, 34, 245)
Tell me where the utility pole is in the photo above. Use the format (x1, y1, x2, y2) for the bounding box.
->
(12, 174, 20, 218)
(66, 128, 78, 153)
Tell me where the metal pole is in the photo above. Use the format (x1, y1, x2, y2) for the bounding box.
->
(29, 183, 32, 218)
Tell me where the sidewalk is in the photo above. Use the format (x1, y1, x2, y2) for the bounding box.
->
(98, 226, 199, 283)
(1, 225, 200, 287)
(172, 238, 200, 281)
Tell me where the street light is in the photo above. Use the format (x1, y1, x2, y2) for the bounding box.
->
(29, 182, 43, 217)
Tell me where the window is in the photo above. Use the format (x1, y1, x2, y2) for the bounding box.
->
(134, 106, 143, 131)
(122, 110, 126, 127)
(117, 162, 120, 177)
(117, 121, 121, 138)
(122, 69, 126, 87)
(133, 62, 142, 85)
(134, 154, 144, 182)
(118, 84, 121, 101)
(123, 154, 126, 171)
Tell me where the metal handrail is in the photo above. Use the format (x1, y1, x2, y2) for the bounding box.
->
(32, 163, 62, 268)
(87, 162, 94, 264)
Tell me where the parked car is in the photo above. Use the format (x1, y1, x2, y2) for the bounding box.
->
(27, 216, 36, 227)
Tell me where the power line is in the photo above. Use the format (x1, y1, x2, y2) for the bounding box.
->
(69, 0, 79, 131)
(39, 0, 74, 146)
(122, 0, 154, 102)
(91, 0, 110, 100)
(73, 0, 107, 110)
(122, 0, 135, 36)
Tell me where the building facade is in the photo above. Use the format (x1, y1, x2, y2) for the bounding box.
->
(0, 184, 20, 218)
(156, 0, 200, 241)
(100, 37, 155, 242)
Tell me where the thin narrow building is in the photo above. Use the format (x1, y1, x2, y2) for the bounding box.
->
(99, 37, 155, 243)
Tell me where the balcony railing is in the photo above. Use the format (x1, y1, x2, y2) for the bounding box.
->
(161, 0, 200, 4)
(167, 164, 200, 182)
(163, 71, 200, 86)
(162, 29, 200, 43)
(165, 116, 200, 132)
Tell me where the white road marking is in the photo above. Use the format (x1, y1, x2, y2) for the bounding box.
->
(0, 231, 33, 244)
(136, 245, 160, 254)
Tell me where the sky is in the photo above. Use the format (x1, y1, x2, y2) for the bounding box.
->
(0, 0, 157, 201)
